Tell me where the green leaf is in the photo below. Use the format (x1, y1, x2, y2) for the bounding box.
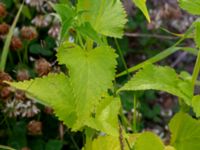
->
(52, 4, 75, 22)
(60, 19, 73, 41)
(192, 95, 200, 117)
(8, 73, 77, 128)
(194, 21, 200, 48)
(8, 121, 27, 149)
(90, 134, 138, 150)
(2, 0, 13, 9)
(164, 146, 176, 150)
(86, 96, 121, 136)
(29, 44, 53, 57)
(29, 139, 45, 150)
(45, 140, 63, 150)
(132, 0, 150, 22)
(169, 112, 200, 150)
(118, 65, 193, 105)
(77, 0, 127, 38)
(76, 22, 103, 44)
(135, 132, 164, 150)
(57, 42, 117, 128)
(22, 5, 32, 19)
(178, 0, 200, 15)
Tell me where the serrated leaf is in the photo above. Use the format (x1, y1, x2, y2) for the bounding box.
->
(57, 42, 117, 128)
(132, 0, 150, 22)
(76, 22, 103, 44)
(77, 0, 127, 38)
(8, 73, 77, 128)
(53, 4, 75, 22)
(178, 0, 200, 15)
(192, 95, 200, 117)
(164, 146, 176, 150)
(118, 65, 193, 105)
(86, 96, 121, 136)
(60, 19, 73, 41)
(135, 132, 164, 150)
(194, 21, 200, 48)
(90, 134, 139, 150)
(169, 112, 200, 150)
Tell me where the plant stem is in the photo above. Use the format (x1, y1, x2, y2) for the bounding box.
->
(86, 39, 93, 51)
(17, 51, 22, 64)
(0, 145, 16, 150)
(119, 123, 124, 150)
(192, 49, 200, 88)
(0, 3, 23, 71)
(23, 41, 29, 64)
(84, 128, 94, 150)
(114, 38, 131, 78)
(133, 94, 137, 133)
(116, 27, 194, 77)
(69, 135, 81, 150)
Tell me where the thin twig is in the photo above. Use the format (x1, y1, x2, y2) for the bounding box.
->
(171, 52, 188, 67)
(125, 32, 179, 40)
(119, 123, 125, 150)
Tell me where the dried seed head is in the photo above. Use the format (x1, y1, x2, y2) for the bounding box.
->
(10, 36, 23, 51)
(0, 3, 7, 18)
(17, 69, 30, 81)
(3, 99, 40, 118)
(25, 0, 43, 7)
(21, 147, 31, 150)
(48, 24, 60, 39)
(44, 106, 54, 115)
(1, 86, 12, 99)
(15, 90, 26, 101)
(0, 71, 12, 86)
(21, 26, 38, 41)
(35, 58, 51, 76)
(32, 15, 52, 27)
(27, 120, 42, 135)
(0, 23, 9, 35)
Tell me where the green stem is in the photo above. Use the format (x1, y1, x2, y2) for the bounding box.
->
(84, 128, 94, 150)
(0, 145, 16, 150)
(114, 38, 131, 78)
(133, 94, 137, 133)
(69, 135, 81, 150)
(77, 33, 84, 49)
(116, 46, 197, 78)
(116, 27, 194, 78)
(23, 41, 29, 64)
(192, 49, 200, 88)
(17, 51, 22, 64)
(0, 3, 23, 71)
(86, 39, 93, 51)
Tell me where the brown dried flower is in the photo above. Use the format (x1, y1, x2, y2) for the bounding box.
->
(0, 71, 12, 86)
(0, 23, 9, 35)
(27, 120, 42, 135)
(34, 58, 51, 76)
(21, 147, 31, 150)
(10, 36, 23, 51)
(15, 90, 26, 101)
(17, 69, 30, 81)
(44, 106, 54, 115)
(1, 86, 12, 99)
(0, 3, 7, 18)
(21, 26, 38, 41)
